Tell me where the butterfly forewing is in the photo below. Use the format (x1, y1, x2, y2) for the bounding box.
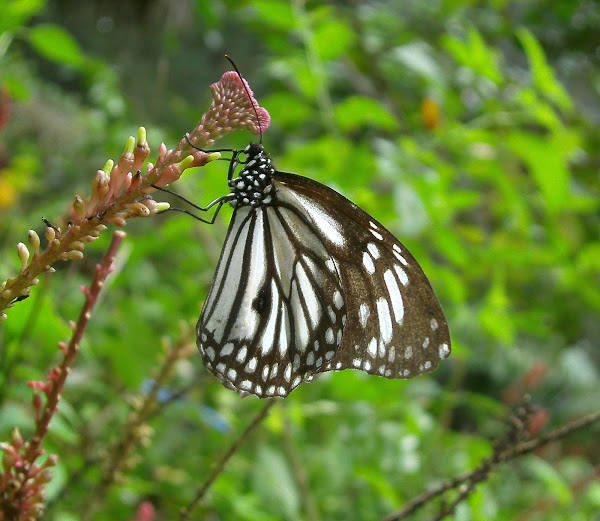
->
(273, 172, 451, 380)
(198, 201, 346, 397)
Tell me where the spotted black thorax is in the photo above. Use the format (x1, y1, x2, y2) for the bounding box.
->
(227, 143, 275, 207)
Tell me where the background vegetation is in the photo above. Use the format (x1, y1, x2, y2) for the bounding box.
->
(1, 0, 599, 520)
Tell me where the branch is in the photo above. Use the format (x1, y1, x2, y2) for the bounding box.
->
(179, 399, 278, 521)
(0, 231, 126, 521)
(0, 70, 271, 320)
(382, 409, 600, 521)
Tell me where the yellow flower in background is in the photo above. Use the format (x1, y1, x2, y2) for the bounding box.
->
(0, 174, 17, 209)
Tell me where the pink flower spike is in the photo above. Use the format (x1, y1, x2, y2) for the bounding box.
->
(27, 381, 46, 391)
(211, 71, 271, 135)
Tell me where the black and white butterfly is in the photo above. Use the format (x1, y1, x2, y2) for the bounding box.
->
(195, 139, 451, 398)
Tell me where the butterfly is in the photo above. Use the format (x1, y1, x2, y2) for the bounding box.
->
(195, 140, 451, 398)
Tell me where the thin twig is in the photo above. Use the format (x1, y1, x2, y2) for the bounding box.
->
(382, 410, 600, 521)
(180, 399, 278, 521)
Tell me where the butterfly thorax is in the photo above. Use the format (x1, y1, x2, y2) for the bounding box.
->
(228, 143, 275, 208)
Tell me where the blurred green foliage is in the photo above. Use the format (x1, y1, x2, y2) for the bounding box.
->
(0, 0, 599, 520)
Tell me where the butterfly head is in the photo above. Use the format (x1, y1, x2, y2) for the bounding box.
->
(228, 143, 275, 208)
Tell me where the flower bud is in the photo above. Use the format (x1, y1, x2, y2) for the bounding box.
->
(178, 154, 195, 172)
(66, 250, 84, 260)
(17, 242, 29, 268)
(155, 202, 170, 213)
(103, 159, 114, 175)
(73, 195, 86, 218)
(11, 427, 23, 447)
(124, 135, 136, 156)
(45, 226, 56, 241)
(28, 230, 41, 253)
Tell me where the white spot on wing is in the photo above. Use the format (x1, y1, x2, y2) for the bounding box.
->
(394, 264, 409, 286)
(430, 318, 439, 330)
(325, 258, 336, 273)
(236, 346, 248, 363)
(388, 346, 395, 362)
(260, 279, 280, 356)
(296, 262, 321, 329)
(221, 343, 234, 356)
(333, 290, 343, 309)
(205, 347, 215, 361)
(370, 229, 383, 240)
(326, 328, 334, 344)
(245, 357, 257, 373)
(359, 303, 370, 328)
(383, 269, 404, 324)
(392, 244, 408, 266)
(376, 297, 393, 344)
(362, 252, 375, 274)
(367, 243, 380, 259)
(439, 343, 450, 358)
(368, 337, 377, 357)
(291, 280, 309, 351)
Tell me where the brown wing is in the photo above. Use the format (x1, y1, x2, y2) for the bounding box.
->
(273, 172, 451, 380)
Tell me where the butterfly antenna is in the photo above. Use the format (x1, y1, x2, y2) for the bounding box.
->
(225, 54, 263, 144)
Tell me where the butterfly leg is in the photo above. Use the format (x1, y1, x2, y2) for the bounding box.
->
(158, 195, 232, 224)
(184, 133, 236, 155)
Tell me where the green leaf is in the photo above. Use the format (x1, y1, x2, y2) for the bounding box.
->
(313, 19, 355, 61)
(479, 267, 515, 343)
(251, 0, 296, 31)
(253, 447, 300, 520)
(505, 131, 570, 213)
(333, 95, 398, 132)
(261, 92, 314, 129)
(27, 24, 87, 69)
(0, 0, 47, 34)
(517, 27, 573, 111)
(526, 457, 573, 505)
(442, 26, 502, 83)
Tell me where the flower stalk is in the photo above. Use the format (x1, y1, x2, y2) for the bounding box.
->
(0, 70, 270, 319)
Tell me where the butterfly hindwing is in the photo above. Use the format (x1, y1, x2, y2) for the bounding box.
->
(273, 172, 451, 380)
(197, 202, 346, 397)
